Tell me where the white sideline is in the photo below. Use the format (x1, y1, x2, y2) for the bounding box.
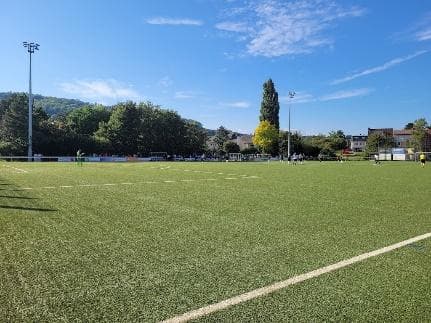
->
(161, 232, 431, 323)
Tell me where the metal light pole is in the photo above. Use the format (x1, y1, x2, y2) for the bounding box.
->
(23, 41, 40, 161)
(287, 91, 295, 161)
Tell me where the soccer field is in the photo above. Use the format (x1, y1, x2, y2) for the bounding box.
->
(1, 161, 430, 322)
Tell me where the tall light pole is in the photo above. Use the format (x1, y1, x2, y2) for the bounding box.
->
(23, 41, 40, 160)
(287, 91, 295, 161)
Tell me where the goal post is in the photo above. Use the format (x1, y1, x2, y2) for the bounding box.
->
(228, 153, 242, 161)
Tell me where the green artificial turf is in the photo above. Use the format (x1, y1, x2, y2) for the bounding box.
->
(0, 161, 430, 322)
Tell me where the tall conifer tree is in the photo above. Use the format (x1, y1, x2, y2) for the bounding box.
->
(259, 79, 280, 130)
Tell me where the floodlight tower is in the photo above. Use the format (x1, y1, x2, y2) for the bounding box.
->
(23, 41, 40, 160)
(287, 91, 296, 160)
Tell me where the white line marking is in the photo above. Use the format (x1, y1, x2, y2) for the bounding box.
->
(9, 176, 259, 191)
(161, 232, 431, 323)
(2, 165, 29, 173)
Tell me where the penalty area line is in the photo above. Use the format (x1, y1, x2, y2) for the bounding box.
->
(161, 232, 431, 323)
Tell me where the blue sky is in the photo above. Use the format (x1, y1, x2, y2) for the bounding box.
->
(1, 0, 430, 135)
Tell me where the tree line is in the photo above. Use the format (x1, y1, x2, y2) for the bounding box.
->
(0, 93, 207, 156)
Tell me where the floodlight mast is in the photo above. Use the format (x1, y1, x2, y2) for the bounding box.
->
(23, 42, 39, 160)
(287, 91, 295, 161)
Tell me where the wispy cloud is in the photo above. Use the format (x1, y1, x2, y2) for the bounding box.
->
(215, 0, 365, 57)
(280, 88, 372, 104)
(60, 79, 140, 102)
(331, 51, 428, 85)
(222, 101, 251, 108)
(395, 11, 431, 42)
(158, 76, 173, 88)
(319, 88, 372, 101)
(280, 91, 314, 104)
(215, 22, 250, 32)
(146, 17, 203, 26)
(174, 91, 196, 99)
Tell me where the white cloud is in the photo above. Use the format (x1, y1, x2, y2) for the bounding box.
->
(158, 76, 173, 88)
(416, 28, 431, 41)
(215, 0, 365, 57)
(146, 17, 203, 26)
(280, 91, 314, 104)
(223, 101, 250, 108)
(215, 22, 250, 32)
(174, 91, 196, 99)
(319, 88, 372, 101)
(331, 51, 428, 85)
(393, 12, 431, 43)
(60, 79, 140, 102)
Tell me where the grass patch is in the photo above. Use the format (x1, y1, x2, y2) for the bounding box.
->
(0, 161, 430, 321)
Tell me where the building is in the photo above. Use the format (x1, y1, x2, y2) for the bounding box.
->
(234, 134, 254, 151)
(368, 128, 393, 137)
(350, 135, 368, 152)
(393, 129, 412, 149)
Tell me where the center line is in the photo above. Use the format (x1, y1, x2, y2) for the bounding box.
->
(161, 232, 431, 323)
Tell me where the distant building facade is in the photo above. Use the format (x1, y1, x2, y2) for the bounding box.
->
(233, 134, 254, 150)
(350, 135, 368, 152)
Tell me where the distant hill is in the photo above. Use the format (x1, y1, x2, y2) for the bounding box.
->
(0, 92, 88, 116)
(0, 92, 244, 136)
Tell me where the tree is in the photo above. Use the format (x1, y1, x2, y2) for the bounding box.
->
(410, 118, 428, 151)
(214, 126, 230, 155)
(66, 105, 110, 136)
(95, 102, 140, 155)
(0, 94, 28, 155)
(327, 130, 347, 151)
(365, 132, 394, 154)
(253, 120, 278, 154)
(223, 141, 240, 154)
(259, 79, 280, 130)
(404, 122, 414, 130)
(183, 120, 207, 155)
(279, 131, 303, 155)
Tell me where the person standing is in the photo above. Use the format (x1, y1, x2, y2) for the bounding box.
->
(420, 152, 426, 168)
(76, 149, 84, 166)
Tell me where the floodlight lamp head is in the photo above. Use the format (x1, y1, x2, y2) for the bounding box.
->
(23, 41, 28, 46)
(289, 91, 296, 99)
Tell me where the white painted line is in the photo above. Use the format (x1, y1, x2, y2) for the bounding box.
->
(78, 184, 94, 187)
(103, 183, 116, 186)
(22, 187, 32, 190)
(3, 165, 29, 173)
(59, 185, 73, 188)
(164, 180, 176, 183)
(161, 232, 431, 323)
(181, 179, 195, 182)
(225, 178, 237, 180)
(121, 182, 133, 185)
(41, 186, 56, 189)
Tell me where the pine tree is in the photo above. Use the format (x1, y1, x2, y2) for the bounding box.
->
(259, 79, 280, 130)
